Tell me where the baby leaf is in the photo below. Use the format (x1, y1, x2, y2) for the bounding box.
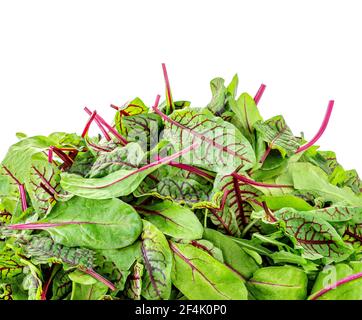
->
(247, 266, 308, 300)
(254, 115, 300, 157)
(203, 228, 259, 279)
(271, 208, 354, 263)
(169, 241, 248, 300)
(9, 197, 143, 250)
(141, 220, 172, 300)
(309, 262, 362, 300)
(136, 201, 203, 240)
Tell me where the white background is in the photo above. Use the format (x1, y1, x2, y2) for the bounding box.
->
(0, 0, 361, 174)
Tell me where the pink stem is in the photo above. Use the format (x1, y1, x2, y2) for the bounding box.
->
(84, 108, 111, 141)
(259, 145, 272, 164)
(296, 100, 334, 153)
(18, 184, 28, 212)
(2, 165, 28, 212)
(84, 107, 128, 145)
(254, 84, 266, 105)
(162, 63, 173, 109)
(83, 268, 116, 291)
(51, 147, 73, 167)
(8, 221, 91, 230)
(262, 201, 277, 222)
(110, 104, 119, 110)
(81, 110, 97, 138)
(309, 271, 362, 300)
(48, 148, 53, 163)
(155, 156, 214, 181)
(232, 172, 293, 188)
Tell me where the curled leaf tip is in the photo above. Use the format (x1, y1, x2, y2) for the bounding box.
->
(296, 100, 334, 154)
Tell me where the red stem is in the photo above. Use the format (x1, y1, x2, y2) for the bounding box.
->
(83, 268, 116, 291)
(155, 156, 214, 181)
(162, 63, 174, 111)
(110, 104, 119, 110)
(41, 265, 56, 300)
(2, 165, 28, 212)
(82, 110, 97, 138)
(232, 172, 293, 188)
(84, 108, 111, 141)
(51, 147, 73, 167)
(262, 201, 277, 222)
(296, 100, 334, 153)
(84, 107, 128, 145)
(259, 145, 272, 164)
(309, 271, 362, 300)
(254, 84, 266, 105)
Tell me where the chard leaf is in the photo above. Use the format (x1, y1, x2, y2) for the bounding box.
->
(114, 97, 149, 134)
(206, 173, 262, 236)
(254, 115, 300, 157)
(87, 143, 144, 178)
(135, 166, 212, 206)
(247, 266, 308, 300)
(120, 114, 162, 152)
(51, 268, 72, 300)
(136, 201, 203, 240)
(26, 153, 70, 217)
(141, 220, 172, 300)
(230, 92, 263, 143)
(157, 107, 256, 175)
(203, 228, 259, 279)
(0, 247, 24, 282)
(269, 208, 354, 263)
(22, 235, 95, 269)
(169, 242, 248, 300)
(95, 241, 141, 291)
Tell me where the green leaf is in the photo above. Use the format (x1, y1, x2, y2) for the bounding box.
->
(60, 146, 190, 199)
(141, 220, 172, 300)
(161, 107, 256, 175)
(309, 262, 362, 300)
(247, 266, 308, 300)
(260, 195, 314, 211)
(136, 201, 203, 240)
(170, 241, 248, 300)
(254, 115, 300, 157)
(69, 270, 108, 300)
(203, 228, 259, 279)
(95, 241, 141, 291)
(231, 92, 263, 143)
(290, 162, 362, 206)
(51, 268, 72, 300)
(134, 166, 212, 206)
(24, 197, 142, 250)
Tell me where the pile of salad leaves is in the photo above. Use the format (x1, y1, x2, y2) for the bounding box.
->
(1, 64, 362, 301)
